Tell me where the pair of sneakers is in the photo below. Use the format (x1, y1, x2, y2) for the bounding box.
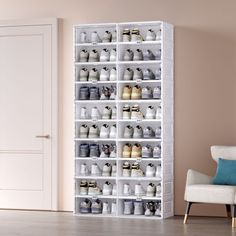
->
(145, 201, 161, 216)
(100, 124, 116, 138)
(141, 86, 161, 99)
(89, 163, 116, 177)
(78, 143, 100, 157)
(122, 143, 142, 158)
(100, 86, 116, 100)
(122, 161, 144, 177)
(123, 125, 143, 139)
(79, 67, 117, 81)
(80, 30, 117, 44)
(143, 126, 161, 139)
(146, 183, 162, 197)
(79, 124, 99, 138)
(122, 85, 141, 100)
(122, 104, 143, 120)
(78, 86, 100, 100)
(100, 144, 117, 158)
(145, 105, 162, 119)
(79, 198, 103, 214)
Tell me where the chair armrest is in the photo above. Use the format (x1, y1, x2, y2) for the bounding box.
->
(186, 169, 213, 186)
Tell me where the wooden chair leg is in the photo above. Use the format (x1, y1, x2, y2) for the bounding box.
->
(183, 202, 193, 224)
(225, 204, 231, 218)
(232, 205, 236, 228)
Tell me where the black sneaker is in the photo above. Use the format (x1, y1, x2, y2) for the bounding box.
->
(79, 86, 90, 100)
(89, 87, 100, 100)
(89, 144, 100, 157)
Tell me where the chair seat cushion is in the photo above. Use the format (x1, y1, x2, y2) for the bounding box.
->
(213, 158, 236, 185)
(185, 184, 236, 204)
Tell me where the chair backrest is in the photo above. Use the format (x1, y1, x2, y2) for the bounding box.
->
(211, 145, 236, 162)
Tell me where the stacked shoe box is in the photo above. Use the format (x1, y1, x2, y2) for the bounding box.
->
(74, 21, 174, 219)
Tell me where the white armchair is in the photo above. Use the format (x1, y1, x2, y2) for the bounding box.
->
(184, 145, 236, 227)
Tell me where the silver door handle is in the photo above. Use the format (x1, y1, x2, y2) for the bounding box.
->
(35, 135, 50, 139)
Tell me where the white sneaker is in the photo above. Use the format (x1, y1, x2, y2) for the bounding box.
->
(109, 86, 117, 100)
(123, 68, 133, 81)
(146, 163, 156, 177)
(102, 181, 113, 195)
(88, 68, 99, 81)
(102, 106, 112, 120)
(88, 183, 102, 196)
(111, 202, 117, 215)
(102, 201, 111, 214)
(156, 28, 162, 41)
(131, 162, 144, 177)
(122, 161, 131, 177)
(80, 163, 89, 176)
(122, 104, 131, 119)
(109, 48, 116, 61)
(88, 50, 99, 62)
(145, 106, 156, 119)
(79, 124, 89, 138)
(111, 106, 117, 119)
(111, 30, 117, 42)
(123, 49, 133, 61)
(156, 183, 161, 197)
(123, 183, 131, 196)
(100, 48, 110, 62)
(111, 164, 117, 176)
(110, 145, 117, 158)
(79, 68, 89, 81)
(109, 67, 117, 81)
(131, 105, 143, 120)
(153, 145, 161, 158)
(100, 144, 110, 158)
(91, 107, 101, 120)
(80, 32, 87, 43)
(109, 124, 117, 138)
(79, 180, 88, 195)
(112, 184, 117, 195)
(88, 125, 99, 138)
(156, 105, 161, 119)
(100, 124, 110, 138)
(122, 29, 131, 42)
(146, 183, 156, 197)
(123, 125, 133, 138)
(146, 29, 156, 41)
(133, 68, 143, 81)
(102, 30, 112, 43)
(102, 163, 112, 177)
(100, 67, 110, 81)
(134, 183, 145, 196)
(155, 202, 161, 216)
(156, 164, 161, 178)
(91, 163, 102, 176)
(80, 107, 89, 119)
(91, 31, 101, 43)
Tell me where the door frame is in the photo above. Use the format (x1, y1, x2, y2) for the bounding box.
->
(0, 18, 59, 210)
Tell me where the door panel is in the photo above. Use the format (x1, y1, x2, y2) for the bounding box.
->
(0, 24, 54, 210)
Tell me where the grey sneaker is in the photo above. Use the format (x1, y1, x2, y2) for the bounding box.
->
(153, 86, 161, 99)
(134, 201, 144, 215)
(89, 144, 100, 157)
(79, 68, 89, 81)
(123, 125, 134, 138)
(143, 126, 155, 138)
(142, 145, 153, 158)
(155, 49, 161, 60)
(88, 68, 99, 81)
(88, 124, 99, 138)
(142, 86, 153, 99)
(79, 124, 89, 138)
(144, 50, 155, 61)
(123, 200, 133, 215)
(133, 125, 143, 139)
(123, 68, 133, 81)
(133, 49, 143, 61)
(91, 199, 103, 214)
(153, 144, 161, 158)
(155, 126, 161, 138)
(80, 198, 92, 214)
(79, 86, 90, 100)
(89, 87, 100, 100)
(100, 48, 110, 62)
(79, 143, 89, 157)
(79, 49, 89, 62)
(102, 30, 112, 43)
(133, 68, 143, 81)
(88, 49, 99, 62)
(155, 67, 161, 80)
(143, 69, 155, 80)
(123, 49, 133, 61)
(100, 67, 110, 81)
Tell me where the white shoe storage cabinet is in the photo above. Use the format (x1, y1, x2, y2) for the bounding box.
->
(74, 21, 174, 219)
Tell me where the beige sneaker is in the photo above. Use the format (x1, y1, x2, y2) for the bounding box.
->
(122, 143, 132, 158)
(131, 85, 142, 100)
(131, 143, 142, 158)
(122, 85, 132, 100)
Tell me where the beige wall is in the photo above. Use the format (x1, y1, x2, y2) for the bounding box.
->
(0, 0, 236, 216)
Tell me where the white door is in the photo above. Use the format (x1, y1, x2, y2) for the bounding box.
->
(0, 20, 58, 210)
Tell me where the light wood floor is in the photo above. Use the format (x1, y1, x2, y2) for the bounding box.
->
(0, 210, 234, 236)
